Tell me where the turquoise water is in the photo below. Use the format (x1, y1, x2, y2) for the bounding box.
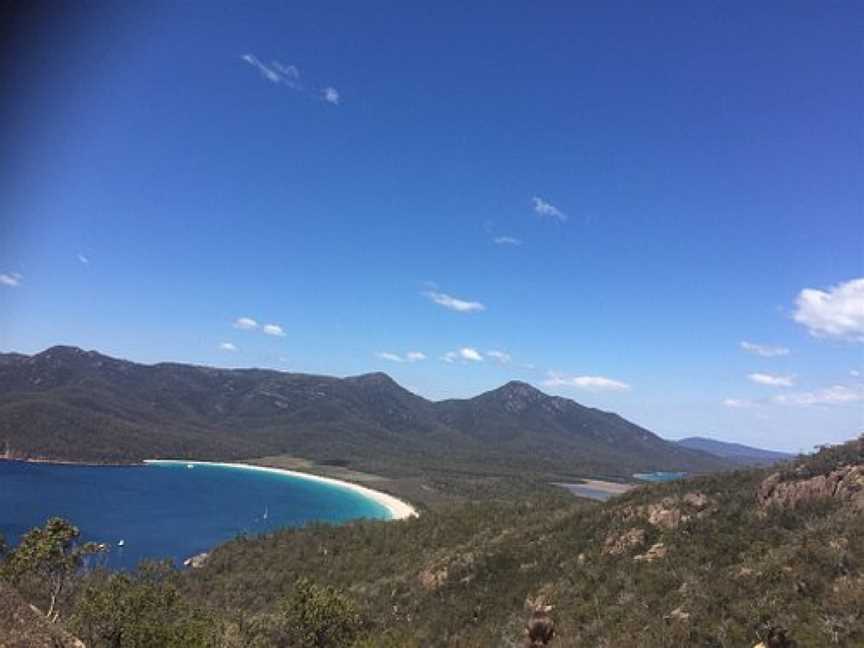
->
(0, 460, 390, 569)
(633, 471, 687, 482)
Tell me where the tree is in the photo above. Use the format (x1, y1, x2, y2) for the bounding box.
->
(69, 565, 217, 648)
(247, 578, 367, 647)
(3, 517, 100, 620)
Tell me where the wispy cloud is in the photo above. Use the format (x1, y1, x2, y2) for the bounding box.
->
(262, 324, 286, 337)
(532, 196, 567, 222)
(773, 384, 864, 407)
(486, 350, 512, 364)
(241, 54, 283, 84)
(77, 253, 89, 265)
(442, 347, 484, 363)
(219, 342, 238, 352)
(493, 236, 522, 246)
(423, 290, 486, 313)
(748, 373, 794, 387)
(739, 341, 789, 357)
(376, 351, 426, 363)
(233, 317, 259, 330)
(793, 277, 864, 342)
(542, 372, 630, 392)
(271, 61, 301, 86)
(241, 54, 341, 106)
(322, 86, 340, 105)
(0, 273, 22, 287)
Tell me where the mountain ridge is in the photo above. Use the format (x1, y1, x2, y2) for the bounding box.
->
(0, 345, 729, 477)
(676, 436, 795, 466)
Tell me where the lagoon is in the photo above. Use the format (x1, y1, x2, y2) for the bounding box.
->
(0, 460, 393, 569)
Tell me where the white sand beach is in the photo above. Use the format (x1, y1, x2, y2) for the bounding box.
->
(143, 459, 418, 520)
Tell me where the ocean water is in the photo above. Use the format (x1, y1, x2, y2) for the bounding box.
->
(0, 460, 390, 569)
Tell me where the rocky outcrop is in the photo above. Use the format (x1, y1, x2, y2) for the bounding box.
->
(619, 491, 714, 531)
(603, 527, 646, 556)
(634, 541, 668, 562)
(757, 465, 864, 510)
(183, 552, 210, 569)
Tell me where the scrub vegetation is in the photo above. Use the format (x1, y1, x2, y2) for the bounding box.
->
(2, 437, 862, 646)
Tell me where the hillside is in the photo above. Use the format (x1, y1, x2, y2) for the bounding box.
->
(161, 436, 864, 646)
(677, 436, 795, 466)
(3, 437, 861, 646)
(0, 346, 727, 478)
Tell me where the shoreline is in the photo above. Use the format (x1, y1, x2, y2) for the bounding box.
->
(0, 456, 141, 467)
(144, 459, 418, 521)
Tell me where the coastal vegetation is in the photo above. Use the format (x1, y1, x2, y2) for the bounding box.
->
(2, 437, 862, 646)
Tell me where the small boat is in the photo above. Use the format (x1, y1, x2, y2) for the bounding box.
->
(187, 463, 195, 469)
(263, 506, 269, 520)
(117, 539, 125, 547)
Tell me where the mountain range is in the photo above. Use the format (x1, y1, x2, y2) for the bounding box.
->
(676, 436, 794, 466)
(0, 346, 729, 477)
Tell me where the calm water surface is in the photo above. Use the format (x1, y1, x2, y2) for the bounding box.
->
(0, 460, 389, 569)
(632, 471, 688, 482)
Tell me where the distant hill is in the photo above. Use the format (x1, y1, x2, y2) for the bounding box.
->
(0, 346, 729, 477)
(676, 436, 795, 466)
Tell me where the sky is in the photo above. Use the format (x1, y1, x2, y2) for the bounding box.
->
(1, 2, 862, 452)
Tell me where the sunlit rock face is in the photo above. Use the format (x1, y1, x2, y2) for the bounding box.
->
(758, 465, 864, 510)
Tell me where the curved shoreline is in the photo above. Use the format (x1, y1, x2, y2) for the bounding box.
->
(143, 459, 418, 521)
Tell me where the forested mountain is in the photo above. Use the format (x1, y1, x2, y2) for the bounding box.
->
(0, 346, 727, 476)
(677, 436, 795, 466)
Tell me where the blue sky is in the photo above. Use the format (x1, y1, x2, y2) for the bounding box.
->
(1, 2, 862, 451)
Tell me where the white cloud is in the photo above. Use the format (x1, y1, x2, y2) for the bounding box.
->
(241, 54, 282, 83)
(723, 398, 754, 408)
(219, 342, 238, 352)
(0, 273, 22, 287)
(442, 348, 484, 363)
(748, 373, 794, 387)
(376, 351, 426, 363)
(459, 347, 483, 362)
(77, 253, 89, 265)
(263, 323, 286, 337)
(241, 55, 305, 91)
(793, 277, 864, 341)
(542, 372, 630, 392)
(851, 369, 861, 377)
(423, 290, 486, 313)
(233, 317, 259, 330)
(272, 62, 300, 81)
(493, 236, 522, 246)
(739, 341, 789, 357)
(486, 350, 512, 364)
(773, 385, 864, 407)
(322, 86, 340, 104)
(532, 196, 567, 222)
